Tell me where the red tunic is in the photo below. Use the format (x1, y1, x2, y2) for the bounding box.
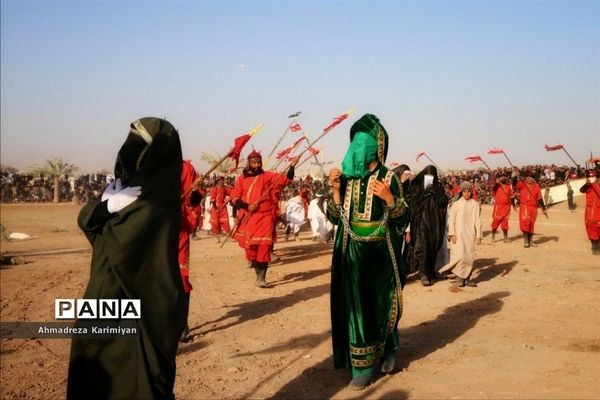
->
(582, 182, 600, 240)
(209, 185, 231, 234)
(516, 180, 542, 233)
(179, 160, 201, 293)
(230, 171, 291, 249)
(491, 183, 513, 231)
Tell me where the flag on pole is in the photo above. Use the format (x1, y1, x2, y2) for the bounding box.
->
(291, 135, 305, 148)
(545, 144, 564, 151)
(487, 147, 505, 154)
(288, 111, 302, 118)
(308, 147, 320, 155)
(465, 155, 483, 163)
(290, 123, 302, 132)
(323, 110, 352, 133)
(228, 123, 263, 169)
(416, 151, 425, 162)
(276, 147, 292, 160)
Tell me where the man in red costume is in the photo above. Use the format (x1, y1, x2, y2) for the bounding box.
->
(210, 176, 231, 242)
(490, 175, 514, 243)
(230, 150, 298, 287)
(579, 169, 600, 254)
(513, 168, 547, 248)
(179, 160, 203, 341)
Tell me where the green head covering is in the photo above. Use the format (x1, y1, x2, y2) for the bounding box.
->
(341, 113, 389, 179)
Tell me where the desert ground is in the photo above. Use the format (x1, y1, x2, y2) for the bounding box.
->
(1, 199, 599, 400)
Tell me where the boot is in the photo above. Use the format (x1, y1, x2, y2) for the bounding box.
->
(523, 233, 530, 248)
(348, 372, 372, 391)
(528, 233, 535, 247)
(592, 240, 599, 255)
(420, 275, 433, 286)
(491, 230, 496, 242)
(381, 353, 396, 373)
(180, 325, 190, 343)
(503, 231, 509, 243)
(255, 263, 268, 288)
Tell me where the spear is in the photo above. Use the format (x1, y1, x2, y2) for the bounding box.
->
(264, 119, 302, 169)
(182, 123, 263, 198)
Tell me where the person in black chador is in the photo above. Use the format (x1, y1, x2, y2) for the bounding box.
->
(67, 117, 187, 399)
(407, 164, 448, 286)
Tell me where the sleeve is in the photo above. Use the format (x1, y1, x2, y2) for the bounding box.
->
(326, 194, 341, 225)
(475, 203, 482, 239)
(387, 174, 408, 223)
(447, 203, 457, 236)
(580, 183, 590, 194)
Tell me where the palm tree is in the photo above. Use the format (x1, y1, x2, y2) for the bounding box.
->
(29, 159, 79, 203)
(198, 151, 238, 175)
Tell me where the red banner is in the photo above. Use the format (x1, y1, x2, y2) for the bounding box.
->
(487, 147, 504, 154)
(545, 144, 564, 151)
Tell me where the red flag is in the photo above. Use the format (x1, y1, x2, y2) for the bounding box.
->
(276, 146, 292, 160)
(291, 136, 305, 148)
(487, 147, 504, 155)
(308, 147, 320, 155)
(229, 133, 251, 168)
(416, 151, 425, 162)
(545, 144, 564, 151)
(465, 155, 482, 163)
(290, 123, 302, 132)
(323, 112, 349, 133)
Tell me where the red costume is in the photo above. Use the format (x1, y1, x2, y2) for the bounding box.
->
(179, 160, 202, 293)
(209, 182, 231, 235)
(580, 180, 600, 241)
(230, 170, 291, 263)
(516, 179, 542, 234)
(491, 182, 513, 232)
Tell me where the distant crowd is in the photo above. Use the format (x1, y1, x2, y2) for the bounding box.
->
(0, 164, 586, 205)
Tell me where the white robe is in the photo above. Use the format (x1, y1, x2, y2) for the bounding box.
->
(307, 198, 333, 241)
(439, 197, 482, 279)
(285, 196, 306, 234)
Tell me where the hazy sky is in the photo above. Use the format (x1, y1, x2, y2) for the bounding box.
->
(1, 0, 599, 174)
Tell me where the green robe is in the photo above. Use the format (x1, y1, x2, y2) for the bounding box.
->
(327, 166, 408, 376)
(67, 118, 186, 400)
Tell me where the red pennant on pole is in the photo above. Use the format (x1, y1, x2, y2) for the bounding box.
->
(290, 123, 302, 132)
(487, 147, 505, 155)
(229, 134, 251, 168)
(323, 112, 350, 133)
(545, 144, 564, 151)
(308, 147, 320, 156)
(416, 151, 425, 162)
(465, 155, 483, 163)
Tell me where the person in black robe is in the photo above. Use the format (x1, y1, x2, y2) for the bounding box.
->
(67, 117, 186, 399)
(407, 165, 448, 286)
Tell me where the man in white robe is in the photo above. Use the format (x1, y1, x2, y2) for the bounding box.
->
(285, 193, 306, 241)
(439, 181, 482, 287)
(307, 191, 333, 242)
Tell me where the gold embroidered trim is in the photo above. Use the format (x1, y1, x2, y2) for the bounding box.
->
(350, 343, 385, 355)
(351, 358, 378, 367)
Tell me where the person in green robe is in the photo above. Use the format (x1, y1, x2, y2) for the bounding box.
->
(326, 113, 409, 391)
(67, 117, 187, 400)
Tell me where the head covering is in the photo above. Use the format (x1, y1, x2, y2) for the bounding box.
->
(248, 150, 262, 159)
(460, 181, 473, 191)
(341, 113, 389, 179)
(392, 164, 411, 176)
(315, 190, 324, 197)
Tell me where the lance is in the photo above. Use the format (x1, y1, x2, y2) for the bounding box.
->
(182, 123, 263, 199)
(561, 147, 580, 169)
(264, 119, 297, 169)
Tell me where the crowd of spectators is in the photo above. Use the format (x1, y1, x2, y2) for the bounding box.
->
(0, 164, 586, 205)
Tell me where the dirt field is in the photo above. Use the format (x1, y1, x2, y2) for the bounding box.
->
(1, 200, 599, 399)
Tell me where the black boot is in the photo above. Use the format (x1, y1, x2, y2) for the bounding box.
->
(503, 231, 509, 243)
(591, 240, 599, 255)
(528, 233, 535, 247)
(255, 263, 268, 288)
(523, 233, 530, 248)
(491, 230, 496, 242)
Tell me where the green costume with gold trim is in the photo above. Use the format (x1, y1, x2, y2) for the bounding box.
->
(327, 114, 408, 378)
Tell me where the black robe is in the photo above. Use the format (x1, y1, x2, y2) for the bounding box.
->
(67, 118, 186, 400)
(408, 166, 448, 280)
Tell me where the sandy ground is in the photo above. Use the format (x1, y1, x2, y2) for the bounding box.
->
(1, 200, 599, 400)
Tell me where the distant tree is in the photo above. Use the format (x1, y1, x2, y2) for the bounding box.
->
(29, 159, 79, 203)
(198, 151, 237, 175)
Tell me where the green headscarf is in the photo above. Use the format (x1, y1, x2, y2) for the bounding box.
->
(341, 113, 389, 179)
(341, 132, 378, 179)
